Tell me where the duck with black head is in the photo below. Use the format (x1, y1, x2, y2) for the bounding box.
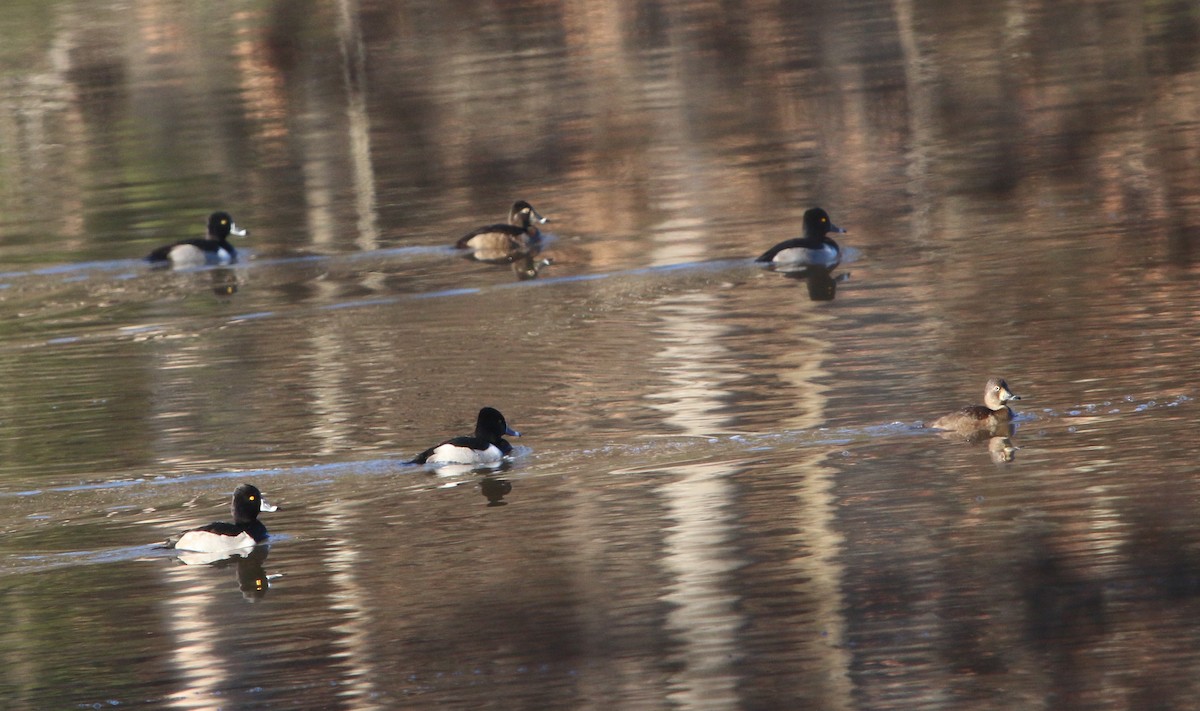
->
(456, 201, 549, 262)
(147, 211, 249, 267)
(164, 484, 278, 555)
(410, 407, 521, 466)
(756, 207, 846, 268)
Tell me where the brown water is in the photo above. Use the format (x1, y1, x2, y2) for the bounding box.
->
(2, 1, 1199, 709)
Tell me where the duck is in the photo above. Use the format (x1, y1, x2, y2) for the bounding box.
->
(755, 207, 846, 267)
(410, 407, 521, 465)
(166, 484, 278, 554)
(147, 211, 248, 267)
(456, 201, 549, 262)
(929, 378, 1021, 436)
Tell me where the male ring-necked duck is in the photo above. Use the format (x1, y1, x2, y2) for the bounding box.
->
(166, 484, 278, 554)
(147, 211, 248, 267)
(456, 201, 549, 262)
(930, 377, 1021, 436)
(756, 207, 846, 267)
(410, 407, 521, 465)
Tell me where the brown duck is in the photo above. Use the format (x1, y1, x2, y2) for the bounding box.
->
(930, 377, 1021, 436)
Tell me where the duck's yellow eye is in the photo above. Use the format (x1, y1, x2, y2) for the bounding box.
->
(249, 495, 256, 501)
(821, 217, 827, 223)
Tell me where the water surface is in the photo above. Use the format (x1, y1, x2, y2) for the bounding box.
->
(1, 1, 1199, 708)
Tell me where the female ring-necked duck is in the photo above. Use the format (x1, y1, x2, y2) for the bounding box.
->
(930, 377, 1021, 436)
(756, 207, 846, 267)
(147, 211, 249, 267)
(410, 407, 521, 465)
(456, 201, 549, 262)
(166, 484, 278, 553)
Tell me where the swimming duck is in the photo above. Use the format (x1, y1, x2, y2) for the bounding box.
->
(166, 484, 278, 554)
(930, 378, 1021, 436)
(755, 207, 845, 267)
(410, 407, 521, 465)
(147, 211, 248, 267)
(456, 201, 549, 262)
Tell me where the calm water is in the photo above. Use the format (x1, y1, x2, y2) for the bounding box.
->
(2, 1, 1200, 709)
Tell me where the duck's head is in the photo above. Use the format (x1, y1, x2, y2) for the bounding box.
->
(208, 211, 249, 240)
(232, 483, 278, 523)
(803, 207, 845, 237)
(509, 201, 549, 229)
(983, 378, 1020, 410)
(475, 406, 520, 442)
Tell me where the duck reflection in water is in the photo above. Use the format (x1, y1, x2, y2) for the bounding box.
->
(480, 477, 513, 506)
(181, 545, 273, 601)
(988, 428, 1018, 463)
(930, 422, 1019, 463)
(210, 267, 239, 298)
(235, 545, 272, 601)
(169, 542, 274, 601)
(511, 254, 553, 281)
(778, 265, 848, 301)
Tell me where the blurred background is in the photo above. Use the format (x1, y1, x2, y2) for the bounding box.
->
(1, 1, 1198, 708)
